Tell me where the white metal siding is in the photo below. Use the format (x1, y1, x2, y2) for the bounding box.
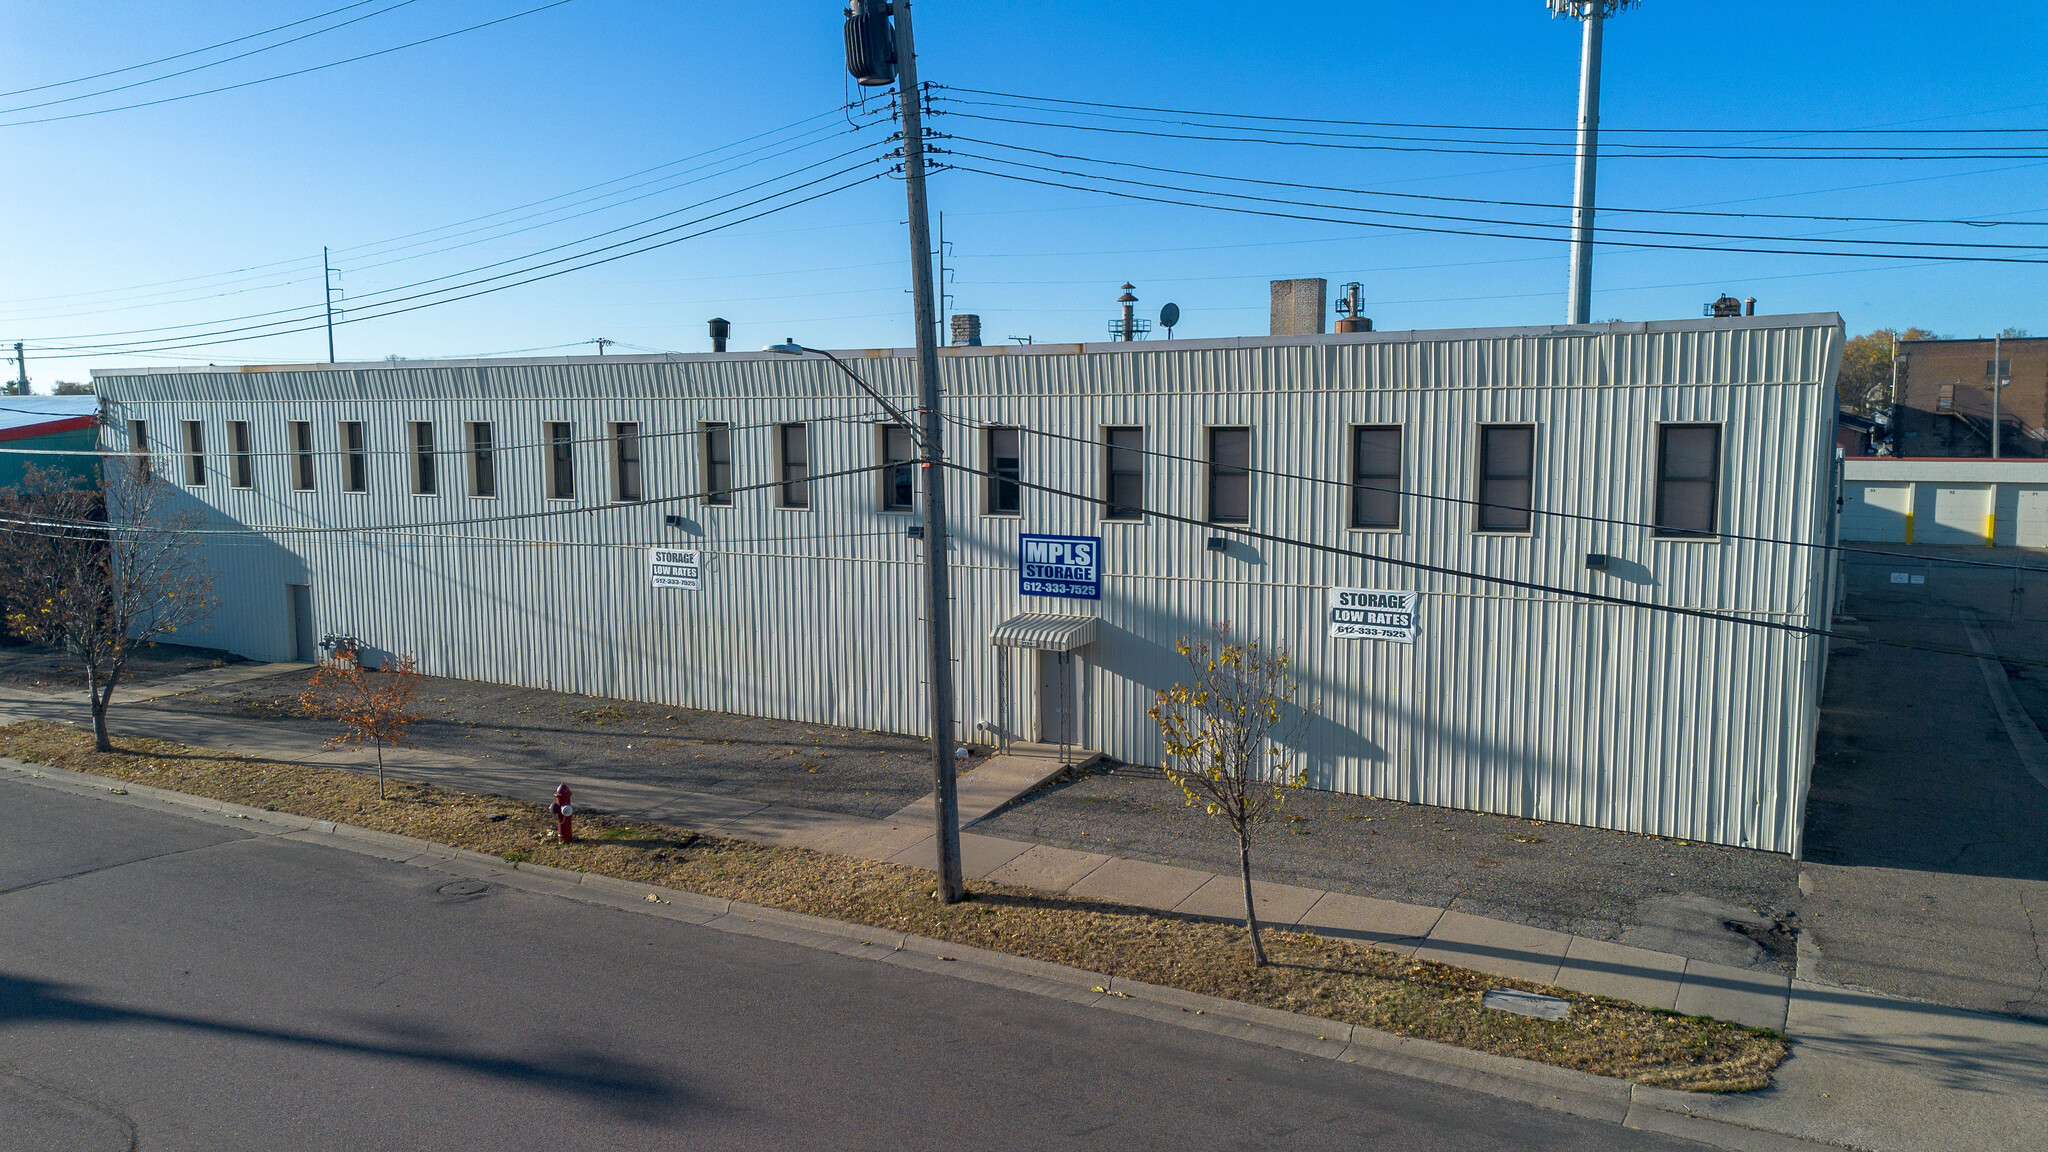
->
(95, 315, 1841, 854)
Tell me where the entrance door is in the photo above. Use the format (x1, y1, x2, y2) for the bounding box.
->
(1037, 650, 1077, 745)
(287, 584, 315, 663)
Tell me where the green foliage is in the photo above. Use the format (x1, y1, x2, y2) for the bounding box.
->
(1839, 327, 1935, 415)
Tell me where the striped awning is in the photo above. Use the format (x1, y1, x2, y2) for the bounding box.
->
(990, 612, 1100, 652)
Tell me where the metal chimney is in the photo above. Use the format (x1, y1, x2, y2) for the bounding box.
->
(1334, 282, 1373, 333)
(708, 317, 730, 352)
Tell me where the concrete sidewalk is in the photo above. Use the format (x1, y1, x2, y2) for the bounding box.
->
(6, 681, 2048, 1150)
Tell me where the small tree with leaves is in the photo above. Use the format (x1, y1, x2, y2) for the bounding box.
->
(0, 463, 214, 751)
(299, 647, 424, 799)
(1149, 625, 1309, 968)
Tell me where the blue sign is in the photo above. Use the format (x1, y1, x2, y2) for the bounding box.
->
(1019, 533, 1101, 600)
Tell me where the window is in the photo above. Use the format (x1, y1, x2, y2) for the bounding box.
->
(289, 422, 314, 490)
(547, 422, 574, 499)
(411, 422, 437, 495)
(701, 422, 732, 505)
(1477, 424, 1535, 532)
(882, 424, 917, 510)
(1104, 427, 1144, 520)
(341, 421, 367, 493)
(612, 422, 642, 503)
(778, 423, 809, 508)
(228, 422, 253, 488)
(1350, 426, 1402, 529)
(986, 426, 1021, 515)
(127, 420, 150, 478)
(1208, 427, 1250, 523)
(1987, 358, 2013, 379)
(1655, 424, 1721, 537)
(468, 422, 496, 497)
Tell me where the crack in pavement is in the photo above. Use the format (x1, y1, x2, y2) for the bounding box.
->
(0, 835, 258, 900)
(2008, 902, 2048, 1017)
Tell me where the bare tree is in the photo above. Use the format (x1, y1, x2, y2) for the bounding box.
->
(1148, 625, 1310, 968)
(299, 646, 424, 800)
(0, 463, 214, 751)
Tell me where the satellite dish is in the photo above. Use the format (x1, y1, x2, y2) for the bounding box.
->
(1159, 302, 1180, 334)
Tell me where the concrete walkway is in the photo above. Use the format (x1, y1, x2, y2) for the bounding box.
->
(6, 676, 2048, 1150)
(887, 741, 1103, 827)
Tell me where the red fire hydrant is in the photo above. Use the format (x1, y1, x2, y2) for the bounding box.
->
(549, 784, 575, 844)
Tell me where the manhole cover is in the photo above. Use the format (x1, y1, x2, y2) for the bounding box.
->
(433, 879, 494, 901)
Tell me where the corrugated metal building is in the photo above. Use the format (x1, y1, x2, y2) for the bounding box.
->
(0, 395, 102, 488)
(92, 313, 1844, 855)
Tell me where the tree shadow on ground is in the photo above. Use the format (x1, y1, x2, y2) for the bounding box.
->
(0, 972, 697, 1123)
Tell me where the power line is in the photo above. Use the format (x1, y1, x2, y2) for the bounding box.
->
(932, 85, 2048, 137)
(15, 137, 888, 343)
(944, 134, 2048, 229)
(935, 456, 2048, 671)
(0, 0, 428, 116)
(23, 154, 892, 356)
(940, 160, 2048, 265)
(932, 108, 2048, 163)
(0, 104, 871, 315)
(940, 146, 2048, 253)
(0, 0, 582, 129)
(0, 459, 897, 538)
(0, 0, 406, 98)
(942, 413, 2048, 577)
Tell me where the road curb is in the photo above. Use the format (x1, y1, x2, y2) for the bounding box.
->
(1, 755, 1851, 1152)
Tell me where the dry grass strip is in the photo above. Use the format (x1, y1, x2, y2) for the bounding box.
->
(1, 720, 1784, 1092)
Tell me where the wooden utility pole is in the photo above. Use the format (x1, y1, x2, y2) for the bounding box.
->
(891, 0, 965, 903)
(323, 247, 338, 363)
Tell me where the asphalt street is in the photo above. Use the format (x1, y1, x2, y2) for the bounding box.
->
(0, 778, 1711, 1152)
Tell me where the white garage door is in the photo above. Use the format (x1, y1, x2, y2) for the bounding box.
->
(1922, 485, 1993, 546)
(1840, 482, 1913, 542)
(2015, 487, 2048, 548)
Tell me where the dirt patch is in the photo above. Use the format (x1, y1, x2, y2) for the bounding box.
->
(0, 641, 246, 692)
(138, 669, 975, 820)
(0, 719, 1785, 1093)
(976, 759, 1804, 973)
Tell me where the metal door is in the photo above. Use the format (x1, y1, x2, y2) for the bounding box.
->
(1036, 650, 1076, 745)
(287, 584, 315, 664)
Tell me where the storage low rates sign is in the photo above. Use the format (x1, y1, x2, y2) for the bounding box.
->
(1327, 587, 1417, 643)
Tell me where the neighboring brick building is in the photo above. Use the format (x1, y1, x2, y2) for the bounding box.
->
(1895, 335, 2047, 458)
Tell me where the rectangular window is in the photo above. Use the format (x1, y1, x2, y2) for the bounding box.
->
(341, 421, 367, 493)
(1655, 424, 1721, 537)
(289, 421, 314, 490)
(468, 422, 496, 498)
(1988, 358, 2013, 379)
(182, 422, 207, 486)
(127, 420, 150, 478)
(411, 422, 437, 495)
(1208, 427, 1251, 523)
(882, 424, 917, 510)
(612, 422, 642, 503)
(778, 423, 809, 508)
(1350, 425, 1402, 529)
(547, 422, 574, 499)
(227, 422, 254, 488)
(986, 426, 1021, 515)
(701, 422, 732, 505)
(1104, 427, 1145, 520)
(1477, 424, 1536, 532)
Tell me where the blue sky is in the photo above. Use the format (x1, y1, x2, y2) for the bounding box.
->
(2, 0, 2045, 385)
